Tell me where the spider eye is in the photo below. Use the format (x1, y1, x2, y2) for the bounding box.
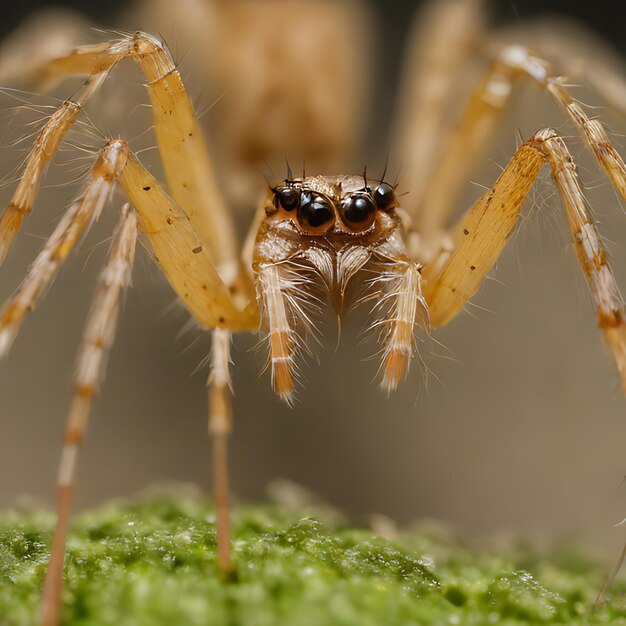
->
(274, 186, 300, 211)
(373, 183, 397, 211)
(297, 192, 334, 231)
(341, 194, 376, 229)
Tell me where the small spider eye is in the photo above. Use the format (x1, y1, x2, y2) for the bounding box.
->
(373, 183, 397, 211)
(297, 192, 334, 232)
(274, 186, 300, 211)
(341, 194, 376, 229)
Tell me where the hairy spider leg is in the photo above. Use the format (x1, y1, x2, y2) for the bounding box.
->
(0, 32, 241, 280)
(0, 140, 127, 356)
(421, 128, 626, 393)
(40, 204, 137, 626)
(0, 136, 257, 625)
(370, 260, 429, 392)
(410, 45, 626, 241)
(0, 72, 106, 265)
(0, 31, 257, 602)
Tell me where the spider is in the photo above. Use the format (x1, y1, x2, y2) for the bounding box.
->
(0, 1, 624, 624)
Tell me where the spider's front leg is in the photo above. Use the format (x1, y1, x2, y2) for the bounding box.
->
(420, 128, 625, 393)
(0, 31, 262, 622)
(0, 140, 257, 625)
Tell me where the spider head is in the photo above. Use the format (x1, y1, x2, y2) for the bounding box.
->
(253, 174, 414, 403)
(265, 175, 400, 238)
(254, 173, 406, 291)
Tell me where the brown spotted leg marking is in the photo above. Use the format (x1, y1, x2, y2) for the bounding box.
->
(41, 205, 137, 626)
(208, 328, 234, 574)
(422, 128, 626, 392)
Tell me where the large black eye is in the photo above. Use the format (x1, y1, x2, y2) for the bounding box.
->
(342, 195, 376, 228)
(297, 192, 334, 230)
(274, 186, 300, 211)
(373, 183, 397, 211)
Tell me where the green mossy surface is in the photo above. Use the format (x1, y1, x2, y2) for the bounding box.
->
(1, 492, 625, 625)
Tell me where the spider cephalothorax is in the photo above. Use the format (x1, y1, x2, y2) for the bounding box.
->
(253, 174, 427, 404)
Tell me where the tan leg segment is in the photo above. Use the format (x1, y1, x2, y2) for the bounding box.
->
(20, 33, 238, 273)
(0, 72, 106, 265)
(422, 128, 626, 393)
(208, 328, 234, 574)
(117, 149, 258, 332)
(415, 46, 626, 238)
(40, 205, 137, 626)
(0, 140, 127, 356)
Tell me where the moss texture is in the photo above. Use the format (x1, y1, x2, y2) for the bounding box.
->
(1, 492, 625, 625)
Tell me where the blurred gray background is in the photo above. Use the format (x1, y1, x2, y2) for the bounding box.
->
(0, 0, 625, 563)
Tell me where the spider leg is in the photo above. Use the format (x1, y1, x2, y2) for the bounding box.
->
(0, 32, 239, 277)
(421, 128, 626, 393)
(85, 140, 258, 576)
(253, 244, 328, 404)
(0, 139, 126, 355)
(412, 45, 626, 240)
(0, 72, 106, 265)
(40, 204, 137, 626)
(118, 148, 258, 331)
(208, 328, 234, 574)
(0, 29, 261, 602)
